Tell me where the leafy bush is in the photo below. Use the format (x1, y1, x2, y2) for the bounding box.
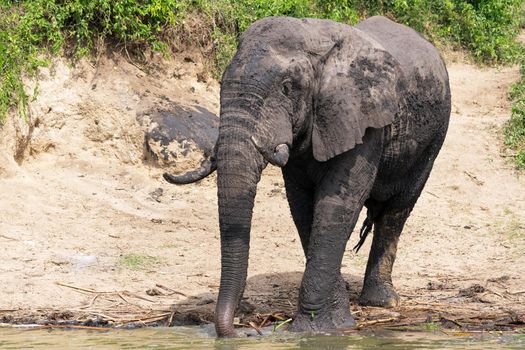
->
(505, 59, 525, 169)
(1, 0, 524, 123)
(0, 0, 189, 122)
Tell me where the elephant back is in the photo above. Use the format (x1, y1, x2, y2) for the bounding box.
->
(355, 16, 449, 99)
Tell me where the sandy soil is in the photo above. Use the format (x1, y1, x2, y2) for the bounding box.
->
(0, 51, 524, 331)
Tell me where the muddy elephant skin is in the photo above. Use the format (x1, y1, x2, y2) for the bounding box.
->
(164, 16, 451, 337)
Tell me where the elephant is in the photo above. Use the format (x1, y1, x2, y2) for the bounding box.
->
(164, 15, 451, 337)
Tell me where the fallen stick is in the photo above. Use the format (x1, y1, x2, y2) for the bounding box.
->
(29, 325, 110, 331)
(89, 313, 118, 322)
(248, 321, 263, 335)
(56, 282, 107, 294)
(57, 282, 155, 303)
(463, 171, 484, 186)
(426, 191, 440, 198)
(0, 323, 42, 328)
(120, 313, 172, 324)
(485, 290, 505, 299)
(80, 294, 101, 309)
(155, 284, 188, 297)
(0, 323, 109, 331)
(0, 234, 17, 241)
(117, 292, 130, 304)
(508, 290, 525, 295)
(122, 291, 155, 303)
(358, 317, 398, 328)
(167, 309, 176, 327)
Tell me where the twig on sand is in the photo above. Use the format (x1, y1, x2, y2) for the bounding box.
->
(248, 321, 263, 335)
(508, 290, 525, 295)
(55, 282, 106, 294)
(0, 323, 109, 331)
(167, 308, 176, 327)
(90, 313, 119, 322)
(463, 171, 484, 186)
(117, 293, 130, 304)
(405, 301, 449, 307)
(426, 191, 440, 198)
(122, 291, 155, 303)
(358, 317, 398, 328)
(155, 284, 188, 297)
(0, 234, 17, 241)
(399, 293, 421, 298)
(440, 317, 463, 328)
(485, 290, 505, 299)
(80, 294, 101, 309)
(56, 282, 155, 303)
(259, 314, 271, 328)
(122, 313, 172, 325)
(30, 325, 110, 331)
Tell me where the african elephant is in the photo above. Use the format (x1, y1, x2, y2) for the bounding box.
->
(164, 16, 451, 337)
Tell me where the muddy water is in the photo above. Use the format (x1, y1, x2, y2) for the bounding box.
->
(0, 327, 523, 349)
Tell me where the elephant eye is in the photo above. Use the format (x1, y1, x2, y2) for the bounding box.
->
(281, 79, 293, 96)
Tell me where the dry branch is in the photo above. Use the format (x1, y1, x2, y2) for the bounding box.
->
(358, 317, 399, 328)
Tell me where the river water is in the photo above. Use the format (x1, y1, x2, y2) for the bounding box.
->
(0, 326, 523, 349)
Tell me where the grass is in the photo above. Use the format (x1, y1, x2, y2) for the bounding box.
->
(1, 1, 525, 166)
(505, 57, 525, 169)
(494, 212, 525, 249)
(118, 253, 164, 270)
(506, 216, 525, 241)
(199, 0, 525, 75)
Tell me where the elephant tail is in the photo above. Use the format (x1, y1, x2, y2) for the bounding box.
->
(353, 216, 373, 253)
(354, 199, 385, 252)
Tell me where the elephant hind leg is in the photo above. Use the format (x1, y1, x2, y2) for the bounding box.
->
(359, 139, 444, 308)
(358, 206, 411, 307)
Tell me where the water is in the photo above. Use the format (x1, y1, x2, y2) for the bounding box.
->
(0, 326, 523, 350)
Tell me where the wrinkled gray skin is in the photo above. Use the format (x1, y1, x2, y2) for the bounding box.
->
(164, 16, 450, 337)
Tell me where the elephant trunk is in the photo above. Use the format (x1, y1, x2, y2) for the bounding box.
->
(214, 113, 265, 337)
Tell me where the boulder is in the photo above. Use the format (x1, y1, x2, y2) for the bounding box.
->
(141, 104, 218, 174)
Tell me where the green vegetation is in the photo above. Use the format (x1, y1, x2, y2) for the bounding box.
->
(199, 0, 524, 76)
(273, 318, 293, 331)
(1, 0, 524, 125)
(505, 58, 525, 169)
(118, 253, 163, 270)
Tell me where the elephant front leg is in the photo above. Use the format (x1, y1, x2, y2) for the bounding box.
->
(359, 207, 411, 307)
(287, 131, 381, 332)
(289, 197, 364, 332)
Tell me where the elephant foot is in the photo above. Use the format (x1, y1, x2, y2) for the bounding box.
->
(289, 275, 356, 333)
(289, 309, 356, 333)
(358, 279, 399, 308)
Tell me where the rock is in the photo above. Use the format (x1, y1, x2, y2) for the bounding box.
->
(146, 288, 163, 296)
(141, 103, 218, 174)
(149, 187, 164, 202)
(458, 284, 485, 297)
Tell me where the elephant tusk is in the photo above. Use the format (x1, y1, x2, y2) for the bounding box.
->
(163, 158, 217, 184)
(250, 136, 290, 167)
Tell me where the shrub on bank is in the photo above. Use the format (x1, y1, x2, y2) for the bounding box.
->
(505, 58, 525, 169)
(1, 1, 524, 165)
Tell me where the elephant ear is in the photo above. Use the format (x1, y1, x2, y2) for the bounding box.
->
(312, 28, 403, 162)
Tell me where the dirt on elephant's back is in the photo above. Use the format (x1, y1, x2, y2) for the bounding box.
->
(0, 54, 523, 333)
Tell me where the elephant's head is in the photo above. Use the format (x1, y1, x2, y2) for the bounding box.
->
(164, 17, 402, 337)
